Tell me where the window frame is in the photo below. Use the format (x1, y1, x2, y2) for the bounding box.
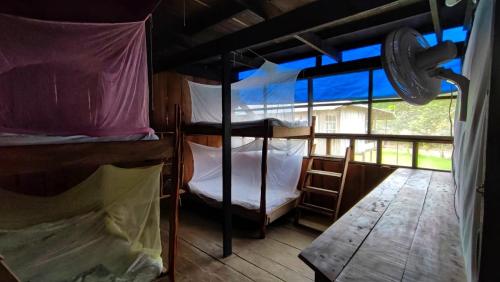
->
(306, 60, 456, 172)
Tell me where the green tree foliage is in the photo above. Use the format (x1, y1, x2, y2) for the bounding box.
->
(372, 98, 456, 136)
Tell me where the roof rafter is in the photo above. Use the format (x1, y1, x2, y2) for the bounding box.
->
(154, 0, 407, 70)
(294, 32, 342, 62)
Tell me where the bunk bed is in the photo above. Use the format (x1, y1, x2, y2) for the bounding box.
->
(0, 6, 180, 282)
(182, 61, 315, 237)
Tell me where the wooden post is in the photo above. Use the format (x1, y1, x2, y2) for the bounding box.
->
(221, 53, 233, 257)
(168, 105, 182, 282)
(259, 119, 270, 238)
(376, 139, 382, 165)
(480, 2, 500, 280)
(412, 142, 418, 168)
(307, 78, 313, 125)
(367, 70, 373, 134)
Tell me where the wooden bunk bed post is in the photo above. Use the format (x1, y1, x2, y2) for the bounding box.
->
(167, 105, 182, 281)
(259, 119, 270, 239)
(221, 52, 233, 257)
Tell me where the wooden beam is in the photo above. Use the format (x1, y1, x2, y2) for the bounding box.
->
(230, 52, 264, 68)
(221, 52, 233, 257)
(231, 0, 267, 20)
(429, 0, 443, 42)
(183, 1, 246, 35)
(245, 1, 465, 63)
(0, 139, 173, 176)
(294, 32, 342, 62)
(154, 0, 402, 70)
(175, 64, 221, 81)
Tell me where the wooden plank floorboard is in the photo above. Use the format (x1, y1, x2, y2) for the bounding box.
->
(176, 240, 253, 282)
(267, 225, 319, 250)
(168, 208, 317, 282)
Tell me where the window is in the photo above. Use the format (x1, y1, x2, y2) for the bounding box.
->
(314, 138, 327, 156)
(313, 105, 367, 134)
(325, 114, 337, 133)
(354, 139, 377, 163)
(313, 71, 369, 102)
(232, 28, 464, 171)
(417, 143, 452, 170)
(424, 26, 467, 46)
(321, 55, 338, 66)
(329, 139, 350, 157)
(381, 141, 413, 167)
(312, 138, 349, 157)
(342, 44, 381, 62)
(280, 57, 316, 69)
(295, 79, 308, 103)
(371, 99, 456, 136)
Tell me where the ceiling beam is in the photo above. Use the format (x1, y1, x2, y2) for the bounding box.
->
(244, 0, 464, 62)
(250, 1, 432, 59)
(183, 1, 246, 35)
(154, 0, 406, 71)
(294, 32, 342, 62)
(231, 0, 268, 20)
(230, 52, 265, 68)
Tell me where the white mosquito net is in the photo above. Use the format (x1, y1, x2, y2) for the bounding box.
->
(0, 165, 163, 282)
(188, 61, 303, 124)
(188, 139, 306, 212)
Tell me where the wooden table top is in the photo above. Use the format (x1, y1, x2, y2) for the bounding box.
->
(299, 168, 467, 282)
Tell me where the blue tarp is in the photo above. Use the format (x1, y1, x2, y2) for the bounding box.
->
(313, 71, 369, 102)
(237, 26, 466, 102)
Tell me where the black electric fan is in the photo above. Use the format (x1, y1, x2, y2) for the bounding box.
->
(382, 27, 469, 121)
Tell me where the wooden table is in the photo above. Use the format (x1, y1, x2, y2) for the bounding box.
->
(299, 168, 467, 282)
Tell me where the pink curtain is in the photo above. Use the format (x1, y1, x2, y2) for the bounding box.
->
(0, 13, 152, 137)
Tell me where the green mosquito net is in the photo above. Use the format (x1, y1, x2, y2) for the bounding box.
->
(0, 164, 163, 282)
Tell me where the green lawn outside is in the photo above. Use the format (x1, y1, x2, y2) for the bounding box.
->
(355, 149, 451, 171)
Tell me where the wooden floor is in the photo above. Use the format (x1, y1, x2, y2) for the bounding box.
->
(160, 204, 320, 282)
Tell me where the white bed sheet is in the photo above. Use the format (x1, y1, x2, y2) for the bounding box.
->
(189, 178, 299, 213)
(0, 132, 158, 146)
(188, 140, 305, 213)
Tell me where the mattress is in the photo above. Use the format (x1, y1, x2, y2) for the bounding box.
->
(187, 140, 305, 214)
(0, 132, 159, 146)
(189, 179, 299, 214)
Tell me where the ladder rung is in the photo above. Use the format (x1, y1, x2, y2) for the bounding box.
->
(298, 203, 335, 216)
(307, 169, 342, 178)
(303, 186, 339, 197)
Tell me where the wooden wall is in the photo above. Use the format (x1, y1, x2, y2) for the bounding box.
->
(309, 159, 394, 216)
(151, 71, 216, 132)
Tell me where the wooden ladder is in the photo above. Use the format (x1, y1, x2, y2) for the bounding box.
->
(296, 147, 351, 231)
